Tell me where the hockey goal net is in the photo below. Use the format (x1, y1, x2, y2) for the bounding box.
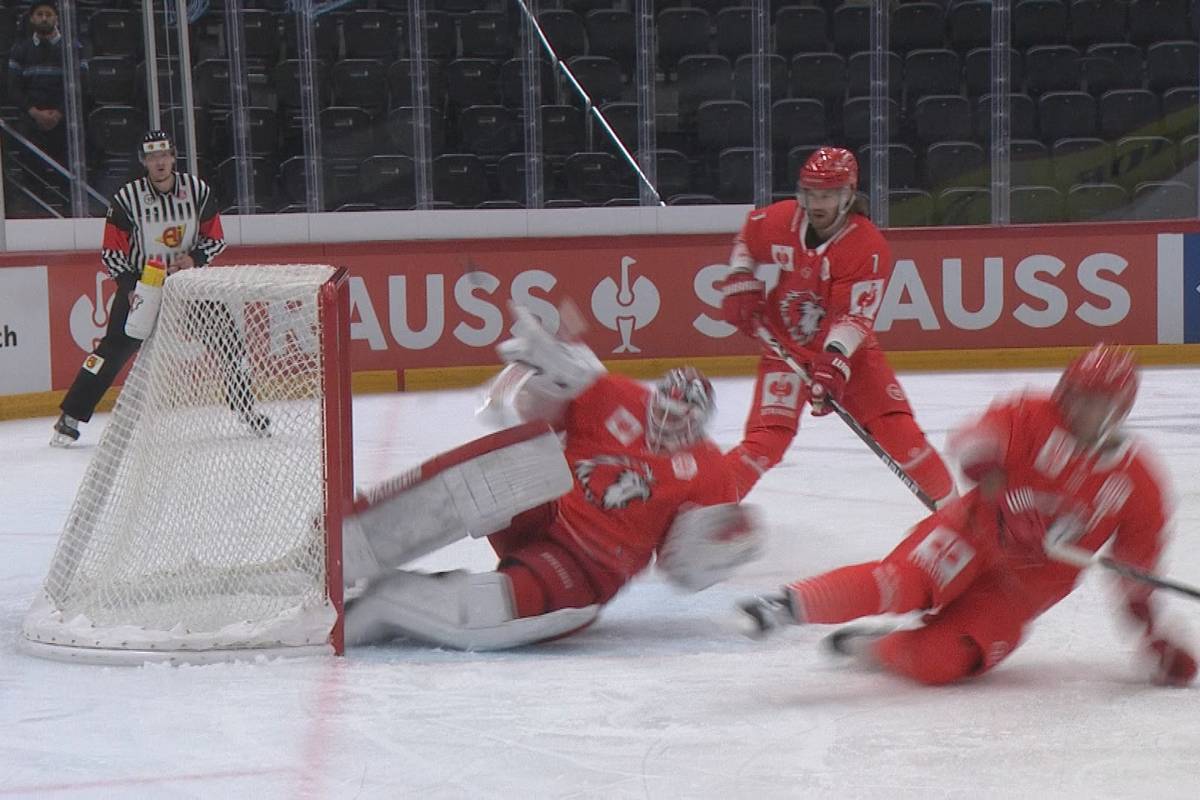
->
(23, 264, 352, 664)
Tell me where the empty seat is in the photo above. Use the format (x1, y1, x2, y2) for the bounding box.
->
(342, 10, 396, 61)
(733, 54, 788, 104)
(772, 99, 827, 153)
(1052, 138, 1112, 189)
(1009, 185, 1065, 222)
(842, 97, 900, 147)
(715, 7, 753, 59)
(1083, 43, 1145, 95)
(891, 3, 947, 53)
(716, 147, 756, 203)
(790, 53, 847, 105)
(446, 59, 502, 111)
(460, 10, 512, 59)
(888, 189, 936, 227)
(1069, 0, 1128, 48)
(1025, 46, 1082, 94)
(914, 95, 973, 144)
(775, 6, 829, 58)
(1146, 41, 1200, 92)
(537, 10, 588, 60)
(964, 48, 1024, 97)
(87, 105, 143, 158)
(925, 141, 988, 188)
(848, 51, 902, 98)
(1014, 0, 1069, 48)
(332, 59, 389, 113)
(857, 144, 920, 189)
(359, 154, 415, 209)
(1065, 182, 1129, 219)
(904, 49, 963, 104)
(1130, 180, 1197, 219)
(500, 58, 556, 107)
(696, 100, 754, 152)
(1010, 138, 1056, 184)
(219, 156, 277, 208)
(1039, 91, 1097, 141)
(586, 9, 635, 68)
(1112, 135, 1177, 190)
(677, 55, 733, 121)
(194, 59, 232, 108)
(86, 56, 136, 106)
(280, 14, 339, 63)
(833, 4, 870, 54)
(387, 60, 447, 110)
(385, 107, 447, 156)
(562, 151, 627, 204)
(87, 10, 139, 58)
(434, 154, 490, 208)
(667, 193, 721, 205)
(973, 93, 1038, 141)
(566, 56, 624, 105)
(542, 105, 585, 155)
(657, 8, 710, 71)
(1162, 87, 1199, 140)
(457, 105, 520, 157)
(496, 153, 545, 204)
(1099, 89, 1160, 139)
(1128, 0, 1189, 46)
(948, 1, 992, 52)
(273, 60, 331, 109)
(321, 106, 375, 158)
(419, 11, 457, 60)
(651, 149, 694, 200)
(598, 102, 639, 151)
(238, 9, 279, 63)
(937, 187, 990, 224)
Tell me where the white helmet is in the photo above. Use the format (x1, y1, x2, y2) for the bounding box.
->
(646, 367, 715, 453)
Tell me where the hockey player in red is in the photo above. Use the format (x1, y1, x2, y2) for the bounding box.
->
(342, 308, 762, 650)
(740, 344, 1197, 687)
(719, 146, 954, 503)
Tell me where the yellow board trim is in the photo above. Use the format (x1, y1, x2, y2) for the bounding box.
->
(3, 344, 1198, 421)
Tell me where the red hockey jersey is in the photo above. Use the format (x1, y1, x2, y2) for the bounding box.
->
(555, 375, 738, 578)
(948, 392, 1171, 605)
(733, 199, 890, 357)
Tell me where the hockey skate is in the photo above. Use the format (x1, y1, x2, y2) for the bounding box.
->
(240, 409, 271, 437)
(737, 592, 796, 639)
(821, 624, 895, 661)
(49, 414, 80, 447)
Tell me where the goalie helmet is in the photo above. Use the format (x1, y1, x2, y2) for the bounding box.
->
(1052, 343, 1139, 444)
(646, 367, 715, 453)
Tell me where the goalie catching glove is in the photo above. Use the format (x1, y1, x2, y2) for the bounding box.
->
(656, 503, 764, 592)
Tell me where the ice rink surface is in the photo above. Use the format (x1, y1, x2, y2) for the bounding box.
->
(2, 367, 1199, 799)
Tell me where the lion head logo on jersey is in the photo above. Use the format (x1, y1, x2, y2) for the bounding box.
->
(779, 290, 826, 345)
(574, 455, 654, 510)
(157, 225, 185, 248)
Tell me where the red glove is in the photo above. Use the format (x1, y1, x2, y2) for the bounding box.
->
(1127, 598, 1197, 686)
(997, 488, 1085, 555)
(807, 350, 850, 416)
(719, 272, 766, 336)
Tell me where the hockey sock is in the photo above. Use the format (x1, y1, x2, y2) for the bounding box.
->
(867, 412, 956, 504)
(787, 562, 886, 624)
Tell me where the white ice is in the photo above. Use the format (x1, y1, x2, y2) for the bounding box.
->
(2, 367, 1199, 799)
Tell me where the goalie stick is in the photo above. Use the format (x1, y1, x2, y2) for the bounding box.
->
(754, 324, 939, 512)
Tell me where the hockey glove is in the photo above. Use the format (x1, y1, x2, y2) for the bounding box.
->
(808, 350, 851, 416)
(719, 272, 766, 336)
(998, 487, 1085, 556)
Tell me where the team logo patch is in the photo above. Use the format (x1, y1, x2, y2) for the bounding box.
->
(671, 453, 698, 480)
(886, 383, 905, 402)
(605, 406, 643, 446)
(779, 289, 825, 345)
(762, 371, 801, 412)
(770, 244, 794, 270)
(82, 354, 105, 375)
(157, 225, 186, 249)
(574, 455, 654, 510)
(850, 279, 885, 319)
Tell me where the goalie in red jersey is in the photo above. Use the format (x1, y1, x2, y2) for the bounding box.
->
(342, 308, 763, 651)
(719, 146, 954, 504)
(740, 344, 1197, 688)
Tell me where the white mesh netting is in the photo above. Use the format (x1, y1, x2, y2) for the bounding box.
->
(24, 264, 344, 661)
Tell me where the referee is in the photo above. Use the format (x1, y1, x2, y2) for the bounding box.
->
(52, 130, 266, 445)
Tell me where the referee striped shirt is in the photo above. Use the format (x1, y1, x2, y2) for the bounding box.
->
(100, 172, 227, 280)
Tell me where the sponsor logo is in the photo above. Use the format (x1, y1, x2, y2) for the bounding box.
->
(591, 256, 660, 354)
(69, 272, 114, 352)
(770, 244, 794, 270)
(850, 278, 885, 319)
(885, 383, 905, 402)
(574, 454, 655, 510)
(0, 323, 17, 349)
(671, 452, 698, 480)
(762, 371, 801, 410)
(82, 353, 105, 374)
(157, 225, 186, 249)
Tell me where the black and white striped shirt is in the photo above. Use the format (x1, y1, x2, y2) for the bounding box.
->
(100, 172, 227, 280)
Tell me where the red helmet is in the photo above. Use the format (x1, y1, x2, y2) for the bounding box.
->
(799, 147, 858, 191)
(1053, 343, 1139, 437)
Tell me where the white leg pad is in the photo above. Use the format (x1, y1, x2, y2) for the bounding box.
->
(343, 425, 573, 585)
(344, 569, 600, 651)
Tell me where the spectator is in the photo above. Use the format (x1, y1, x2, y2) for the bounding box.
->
(7, 1, 66, 164)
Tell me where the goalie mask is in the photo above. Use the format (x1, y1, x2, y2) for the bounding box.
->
(1052, 343, 1139, 446)
(646, 367, 715, 453)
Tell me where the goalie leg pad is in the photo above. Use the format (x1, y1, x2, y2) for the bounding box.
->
(344, 569, 600, 651)
(343, 423, 573, 585)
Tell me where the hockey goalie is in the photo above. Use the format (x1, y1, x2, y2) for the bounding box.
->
(342, 307, 763, 650)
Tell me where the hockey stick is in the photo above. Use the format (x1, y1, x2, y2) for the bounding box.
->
(754, 324, 939, 512)
(1047, 542, 1200, 602)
